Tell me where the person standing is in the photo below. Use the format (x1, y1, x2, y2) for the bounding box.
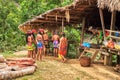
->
(43, 29, 49, 56)
(52, 31, 60, 57)
(26, 30, 35, 58)
(31, 29, 37, 60)
(36, 29, 44, 61)
(59, 32, 68, 62)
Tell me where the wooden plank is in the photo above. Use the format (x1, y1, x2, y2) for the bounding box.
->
(88, 0, 91, 5)
(80, 17, 86, 44)
(106, 30, 120, 34)
(44, 15, 79, 19)
(108, 54, 112, 65)
(104, 55, 109, 65)
(84, 50, 95, 54)
(99, 8, 106, 41)
(79, 49, 86, 60)
(110, 11, 116, 35)
(91, 50, 99, 62)
(110, 35, 120, 40)
(62, 17, 64, 32)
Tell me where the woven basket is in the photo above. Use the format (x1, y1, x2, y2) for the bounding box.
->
(79, 56, 91, 67)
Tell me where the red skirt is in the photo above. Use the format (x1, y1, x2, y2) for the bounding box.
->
(59, 46, 67, 56)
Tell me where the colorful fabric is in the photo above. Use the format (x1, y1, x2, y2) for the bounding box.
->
(53, 40, 59, 48)
(26, 43, 34, 50)
(59, 37, 67, 56)
(37, 41, 43, 49)
(105, 30, 110, 37)
(58, 54, 63, 59)
(59, 45, 67, 56)
(44, 40, 49, 48)
(98, 31, 103, 40)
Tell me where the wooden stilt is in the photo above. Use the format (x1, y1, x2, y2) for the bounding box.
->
(110, 11, 116, 37)
(88, 0, 91, 5)
(80, 17, 86, 44)
(99, 8, 106, 41)
(62, 17, 64, 32)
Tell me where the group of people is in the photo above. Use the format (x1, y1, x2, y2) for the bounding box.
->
(26, 28, 68, 62)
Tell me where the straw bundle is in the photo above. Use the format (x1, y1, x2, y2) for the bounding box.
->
(65, 10, 70, 22)
(97, 0, 120, 12)
(55, 13, 58, 21)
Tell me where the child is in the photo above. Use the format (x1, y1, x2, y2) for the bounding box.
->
(36, 30, 44, 61)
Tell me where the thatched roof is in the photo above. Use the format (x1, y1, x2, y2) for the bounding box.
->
(18, 0, 97, 33)
(97, 0, 120, 12)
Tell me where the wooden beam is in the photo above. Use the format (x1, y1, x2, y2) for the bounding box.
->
(110, 11, 116, 36)
(99, 8, 106, 41)
(62, 17, 64, 32)
(80, 17, 86, 44)
(30, 19, 78, 24)
(42, 14, 79, 19)
(89, 0, 91, 5)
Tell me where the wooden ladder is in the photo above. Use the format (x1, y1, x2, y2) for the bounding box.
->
(79, 48, 99, 62)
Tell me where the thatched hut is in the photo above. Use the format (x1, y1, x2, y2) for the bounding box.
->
(97, 0, 120, 40)
(98, 0, 120, 12)
(98, 0, 120, 65)
(18, 0, 98, 34)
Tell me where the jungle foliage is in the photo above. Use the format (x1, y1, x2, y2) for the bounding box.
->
(0, 0, 73, 52)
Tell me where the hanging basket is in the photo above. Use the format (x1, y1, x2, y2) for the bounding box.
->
(79, 56, 91, 67)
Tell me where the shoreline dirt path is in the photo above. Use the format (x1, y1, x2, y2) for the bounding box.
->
(15, 51, 120, 80)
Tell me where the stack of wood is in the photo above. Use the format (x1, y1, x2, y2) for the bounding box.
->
(6, 58, 36, 67)
(0, 57, 37, 80)
(0, 55, 7, 69)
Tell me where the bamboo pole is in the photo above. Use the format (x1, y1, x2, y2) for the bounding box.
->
(62, 17, 64, 32)
(88, 0, 91, 5)
(80, 17, 86, 44)
(99, 8, 106, 41)
(110, 11, 116, 37)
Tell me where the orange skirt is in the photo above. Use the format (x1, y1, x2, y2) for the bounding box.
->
(59, 46, 67, 56)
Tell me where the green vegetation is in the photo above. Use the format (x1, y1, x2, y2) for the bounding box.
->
(64, 25, 81, 58)
(0, 0, 73, 52)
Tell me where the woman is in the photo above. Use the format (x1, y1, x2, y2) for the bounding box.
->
(59, 32, 68, 62)
(36, 30, 44, 61)
(26, 30, 35, 58)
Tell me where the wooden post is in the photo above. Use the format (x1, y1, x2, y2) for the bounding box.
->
(88, 0, 91, 5)
(99, 8, 106, 41)
(80, 17, 86, 44)
(109, 11, 116, 65)
(110, 11, 116, 36)
(62, 17, 64, 32)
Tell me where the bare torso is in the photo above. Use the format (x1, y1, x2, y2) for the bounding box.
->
(43, 33, 49, 41)
(36, 34, 43, 42)
(52, 34, 59, 41)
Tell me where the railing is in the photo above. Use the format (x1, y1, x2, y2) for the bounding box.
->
(105, 30, 120, 40)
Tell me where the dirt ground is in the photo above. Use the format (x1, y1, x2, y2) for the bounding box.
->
(15, 51, 120, 80)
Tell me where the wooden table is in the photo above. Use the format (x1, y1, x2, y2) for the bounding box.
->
(101, 46, 120, 65)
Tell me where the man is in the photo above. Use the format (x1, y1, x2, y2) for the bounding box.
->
(43, 29, 49, 56)
(52, 31, 60, 57)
